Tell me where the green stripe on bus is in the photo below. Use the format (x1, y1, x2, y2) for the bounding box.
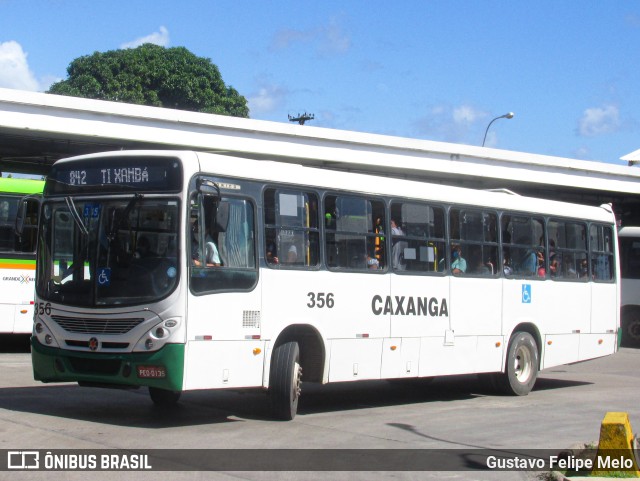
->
(0, 258, 36, 265)
(0, 177, 45, 195)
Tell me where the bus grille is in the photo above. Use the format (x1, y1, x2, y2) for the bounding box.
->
(51, 315, 145, 334)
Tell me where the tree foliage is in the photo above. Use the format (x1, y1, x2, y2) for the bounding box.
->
(48, 44, 249, 117)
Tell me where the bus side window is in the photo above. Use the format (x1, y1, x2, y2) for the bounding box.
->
(548, 220, 587, 280)
(450, 208, 498, 277)
(590, 224, 614, 281)
(263, 188, 319, 268)
(390, 201, 445, 273)
(324, 194, 385, 271)
(501, 215, 545, 278)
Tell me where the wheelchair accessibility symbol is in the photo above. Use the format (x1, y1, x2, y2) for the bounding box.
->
(98, 268, 111, 287)
(522, 284, 532, 303)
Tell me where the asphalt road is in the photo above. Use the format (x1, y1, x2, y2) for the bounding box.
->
(0, 335, 638, 481)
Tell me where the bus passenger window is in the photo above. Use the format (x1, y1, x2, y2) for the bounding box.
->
(263, 188, 319, 268)
(548, 220, 587, 281)
(501, 215, 545, 278)
(390, 202, 445, 273)
(450, 208, 498, 277)
(324, 195, 385, 271)
(590, 224, 614, 281)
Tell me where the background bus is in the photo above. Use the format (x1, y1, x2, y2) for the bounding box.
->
(619, 226, 640, 347)
(0, 177, 44, 334)
(30, 151, 619, 420)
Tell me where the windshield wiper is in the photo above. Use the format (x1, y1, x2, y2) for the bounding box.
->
(108, 193, 144, 241)
(65, 196, 88, 237)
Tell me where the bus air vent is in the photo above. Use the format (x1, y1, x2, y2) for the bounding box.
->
(243, 310, 261, 328)
(52, 315, 145, 334)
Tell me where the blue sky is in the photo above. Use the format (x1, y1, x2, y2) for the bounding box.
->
(1, 0, 639, 165)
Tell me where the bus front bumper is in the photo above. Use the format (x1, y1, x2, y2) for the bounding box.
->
(31, 338, 185, 392)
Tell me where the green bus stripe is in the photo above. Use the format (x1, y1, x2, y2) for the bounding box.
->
(0, 258, 36, 265)
(0, 177, 45, 195)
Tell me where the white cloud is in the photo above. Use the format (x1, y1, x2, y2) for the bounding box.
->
(414, 103, 489, 144)
(247, 83, 290, 115)
(0, 41, 39, 91)
(270, 17, 350, 55)
(120, 26, 170, 49)
(577, 104, 620, 137)
(452, 105, 485, 125)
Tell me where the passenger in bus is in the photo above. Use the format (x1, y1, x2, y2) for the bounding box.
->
(503, 254, 513, 276)
(191, 223, 221, 267)
(283, 245, 298, 264)
(390, 219, 407, 270)
(451, 245, 467, 274)
(366, 254, 380, 269)
(266, 241, 279, 264)
(205, 236, 221, 266)
(537, 250, 546, 277)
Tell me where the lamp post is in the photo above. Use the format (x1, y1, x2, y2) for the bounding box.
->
(482, 112, 514, 147)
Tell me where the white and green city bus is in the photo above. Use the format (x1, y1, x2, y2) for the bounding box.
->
(0, 177, 43, 334)
(30, 150, 619, 419)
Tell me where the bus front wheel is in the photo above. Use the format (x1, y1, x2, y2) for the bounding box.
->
(498, 331, 539, 396)
(269, 341, 302, 421)
(149, 387, 181, 406)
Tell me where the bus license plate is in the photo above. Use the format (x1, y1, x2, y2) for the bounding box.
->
(137, 365, 166, 379)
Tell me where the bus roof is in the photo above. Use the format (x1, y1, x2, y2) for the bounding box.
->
(0, 177, 45, 195)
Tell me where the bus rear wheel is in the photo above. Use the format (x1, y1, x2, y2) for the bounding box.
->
(149, 387, 181, 406)
(269, 341, 302, 421)
(498, 331, 539, 396)
(621, 312, 640, 348)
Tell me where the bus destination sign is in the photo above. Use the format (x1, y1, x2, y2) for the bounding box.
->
(47, 156, 183, 195)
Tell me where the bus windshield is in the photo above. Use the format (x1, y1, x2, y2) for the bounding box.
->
(36, 196, 179, 307)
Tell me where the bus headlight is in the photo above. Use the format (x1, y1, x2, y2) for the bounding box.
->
(33, 319, 60, 348)
(133, 318, 180, 352)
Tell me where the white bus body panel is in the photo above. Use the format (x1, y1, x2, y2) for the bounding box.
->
(184, 285, 263, 390)
(590, 283, 618, 334)
(0, 266, 35, 334)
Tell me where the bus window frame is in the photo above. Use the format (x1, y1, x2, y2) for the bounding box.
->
(388, 199, 447, 276)
(188, 178, 259, 296)
(263, 186, 321, 271)
(448, 206, 500, 278)
(323, 191, 387, 273)
(547, 218, 589, 282)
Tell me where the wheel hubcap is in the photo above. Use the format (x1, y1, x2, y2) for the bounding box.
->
(514, 345, 532, 383)
(293, 362, 302, 399)
(628, 320, 640, 340)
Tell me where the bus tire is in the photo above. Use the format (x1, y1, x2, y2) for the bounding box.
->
(269, 341, 302, 421)
(498, 331, 538, 396)
(621, 311, 640, 348)
(149, 387, 181, 406)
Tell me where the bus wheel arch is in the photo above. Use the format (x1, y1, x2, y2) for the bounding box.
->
(272, 324, 325, 383)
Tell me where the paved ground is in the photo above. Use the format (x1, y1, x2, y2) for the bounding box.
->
(0, 335, 638, 481)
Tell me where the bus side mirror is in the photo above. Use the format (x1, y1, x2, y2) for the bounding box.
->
(14, 196, 36, 237)
(213, 202, 229, 233)
(14, 202, 25, 237)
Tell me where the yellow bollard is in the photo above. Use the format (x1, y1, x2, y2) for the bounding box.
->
(592, 412, 640, 477)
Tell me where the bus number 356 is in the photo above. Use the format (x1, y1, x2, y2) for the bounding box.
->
(307, 292, 335, 309)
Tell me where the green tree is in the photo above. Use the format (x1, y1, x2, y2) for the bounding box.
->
(48, 44, 249, 117)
